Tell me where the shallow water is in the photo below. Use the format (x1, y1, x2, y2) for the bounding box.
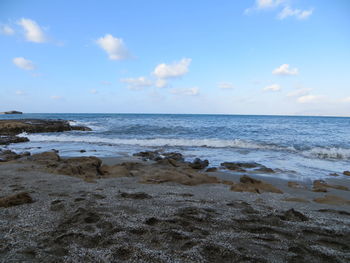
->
(2, 113, 350, 181)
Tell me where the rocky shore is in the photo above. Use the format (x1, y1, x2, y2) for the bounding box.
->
(0, 119, 91, 145)
(0, 148, 349, 262)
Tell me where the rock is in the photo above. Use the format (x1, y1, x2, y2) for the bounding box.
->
(288, 181, 307, 189)
(343, 171, 350, 176)
(0, 111, 22, 114)
(220, 162, 247, 172)
(279, 209, 308, 222)
(28, 151, 61, 162)
(133, 150, 184, 163)
(0, 119, 91, 136)
(312, 180, 349, 192)
(100, 164, 131, 177)
(120, 192, 152, 199)
(0, 149, 30, 162)
(221, 162, 274, 173)
(0, 192, 33, 208)
(139, 167, 221, 186)
(79, 150, 86, 153)
(0, 135, 29, 145)
(282, 197, 310, 203)
(206, 167, 218, 172)
(329, 173, 339, 177)
(313, 195, 350, 205)
(189, 158, 209, 169)
(230, 175, 283, 194)
(54, 157, 103, 180)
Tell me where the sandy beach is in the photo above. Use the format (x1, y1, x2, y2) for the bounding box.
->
(1, 148, 350, 262)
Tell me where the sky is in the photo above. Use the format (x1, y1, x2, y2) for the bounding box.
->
(0, 0, 350, 116)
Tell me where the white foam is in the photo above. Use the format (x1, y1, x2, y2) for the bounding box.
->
(302, 147, 350, 160)
(20, 133, 283, 150)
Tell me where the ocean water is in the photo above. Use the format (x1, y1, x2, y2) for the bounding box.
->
(2, 113, 350, 181)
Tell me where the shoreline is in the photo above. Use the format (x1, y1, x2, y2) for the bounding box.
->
(0, 149, 349, 262)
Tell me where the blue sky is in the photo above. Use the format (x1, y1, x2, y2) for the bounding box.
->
(1, 0, 349, 115)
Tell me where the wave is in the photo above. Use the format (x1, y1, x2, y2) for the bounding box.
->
(18, 133, 287, 150)
(17, 133, 350, 160)
(68, 120, 106, 131)
(302, 147, 350, 160)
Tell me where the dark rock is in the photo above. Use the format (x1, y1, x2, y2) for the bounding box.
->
(189, 158, 209, 169)
(120, 192, 152, 199)
(254, 166, 275, 173)
(206, 167, 218, 172)
(0, 119, 91, 136)
(343, 171, 350, 176)
(230, 175, 283, 194)
(279, 209, 308, 222)
(0, 135, 29, 145)
(0, 111, 22, 114)
(0, 192, 33, 208)
(80, 150, 86, 153)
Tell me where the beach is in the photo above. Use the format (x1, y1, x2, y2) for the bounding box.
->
(0, 117, 350, 262)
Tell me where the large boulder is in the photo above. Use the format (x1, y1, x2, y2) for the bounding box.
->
(0, 135, 29, 145)
(0, 149, 30, 162)
(189, 158, 209, 169)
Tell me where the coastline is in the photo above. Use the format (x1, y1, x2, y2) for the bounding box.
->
(0, 150, 350, 262)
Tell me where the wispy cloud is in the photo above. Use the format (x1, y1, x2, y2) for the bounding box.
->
(278, 6, 313, 20)
(287, 87, 311, 97)
(153, 58, 191, 79)
(245, 0, 313, 20)
(17, 18, 47, 43)
(263, 84, 281, 92)
(0, 24, 15, 35)
(96, 34, 131, 60)
(297, 95, 324, 104)
(50, 95, 63, 100)
(170, 87, 200, 96)
(272, 64, 299, 76)
(120, 77, 153, 90)
(13, 57, 35, 70)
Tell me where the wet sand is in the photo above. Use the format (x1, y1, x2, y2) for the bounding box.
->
(0, 153, 350, 262)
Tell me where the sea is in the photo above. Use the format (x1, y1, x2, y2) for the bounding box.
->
(2, 113, 350, 181)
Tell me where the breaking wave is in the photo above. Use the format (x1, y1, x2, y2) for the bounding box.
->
(17, 133, 350, 160)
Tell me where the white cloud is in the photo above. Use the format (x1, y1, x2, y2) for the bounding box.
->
(297, 95, 323, 103)
(96, 34, 130, 60)
(153, 58, 191, 79)
(170, 87, 200, 96)
(1, 25, 15, 35)
(256, 0, 285, 9)
(218, 82, 234, 89)
(13, 57, 35, 70)
(263, 84, 281, 92)
(287, 88, 311, 97)
(15, 90, 25, 95)
(278, 6, 313, 20)
(272, 64, 299, 75)
(90, 89, 97, 94)
(244, 0, 285, 14)
(17, 18, 47, 43)
(50, 95, 63, 100)
(120, 76, 153, 90)
(155, 78, 168, 88)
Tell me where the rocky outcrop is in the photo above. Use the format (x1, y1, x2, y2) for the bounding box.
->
(343, 171, 350, 176)
(221, 162, 275, 173)
(230, 175, 283, 194)
(0, 149, 30, 162)
(0, 135, 29, 145)
(0, 119, 91, 136)
(313, 195, 350, 205)
(0, 111, 22, 114)
(312, 180, 349, 192)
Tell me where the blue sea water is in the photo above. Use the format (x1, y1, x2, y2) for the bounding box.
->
(2, 113, 350, 181)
